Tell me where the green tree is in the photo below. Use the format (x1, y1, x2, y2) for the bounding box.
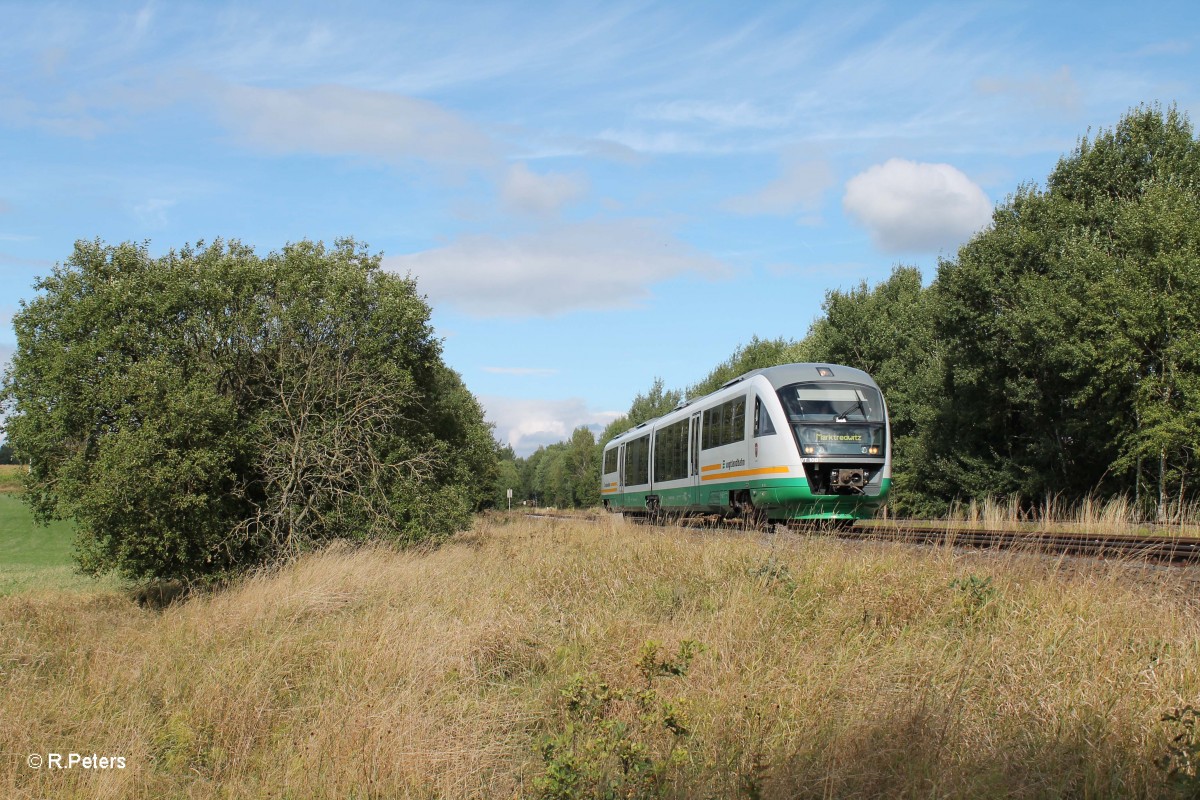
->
(1075, 179, 1200, 518)
(1, 238, 495, 582)
(486, 443, 523, 509)
(932, 103, 1200, 516)
(0, 442, 13, 465)
(565, 426, 601, 507)
(532, 445, 573, 508)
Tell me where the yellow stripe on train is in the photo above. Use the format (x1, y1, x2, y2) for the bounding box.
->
(700, 466, 790, 481)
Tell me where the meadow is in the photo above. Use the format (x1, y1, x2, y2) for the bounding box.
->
(3, 511, 1200, 798)
(0, 481, 118, 594)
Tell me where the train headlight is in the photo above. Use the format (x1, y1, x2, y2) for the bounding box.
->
(803, 445, 815, 454)
(868, 446, 880, 455)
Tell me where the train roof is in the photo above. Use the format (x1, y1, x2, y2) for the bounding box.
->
(743, 363, 880, 391)
(604, 363, 880, 446)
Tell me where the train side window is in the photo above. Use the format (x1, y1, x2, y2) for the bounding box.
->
(702, 395, 746, 450)
(754, 396, 776, 437)
(730, 395, 745, 443)
(653, 419, 688, 482)
(701, 404, 720, 450)
(623, 434, 650, 486)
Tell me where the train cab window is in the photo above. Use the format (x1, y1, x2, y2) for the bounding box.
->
(778, 382, 886, 457)
(603, 447, 618, 474)
(754, 396, 777, 437)
(778, 383, 884, 422)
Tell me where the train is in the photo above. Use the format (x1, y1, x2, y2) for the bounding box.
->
(600, 363, 890, 524)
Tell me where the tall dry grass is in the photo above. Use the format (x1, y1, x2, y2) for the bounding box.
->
(3, 513, 1200, 798)
(943, 492, 1200, 537)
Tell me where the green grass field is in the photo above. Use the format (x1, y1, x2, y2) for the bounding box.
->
(0, 492, 116, 594)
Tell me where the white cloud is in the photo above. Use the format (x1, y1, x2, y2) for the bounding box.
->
(0, 251, 52, 269)
(649, 99, 791, 130)
(974, 66, 1082, 115)
(766, 261, 863, 278)
(725, 157, 834, 217)
(480, 395, 620, 456)
(842, 158, 992, 253)
(214, 83, 498, 168)
(385, 219, 730, 317)
(501, 162, 587, 215)
(483, 367, 558, 376)
(132, 197, 175, 228)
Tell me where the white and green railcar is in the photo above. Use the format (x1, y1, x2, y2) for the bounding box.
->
(600, 364, 891, 523)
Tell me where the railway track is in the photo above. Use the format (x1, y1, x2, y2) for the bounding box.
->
(825, 523, 1200, 565)
(526, 512, 1200, 565)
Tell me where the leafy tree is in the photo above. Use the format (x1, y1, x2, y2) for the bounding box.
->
(533, 445, 573, 508)
(488, 444, 524, 509)
(932, 103, 1200, 517)
(1074, 179, 1200, 517)
(0, 238, 496, 582)
(565, 426, 601, 507)
(0, 442, 13, 465)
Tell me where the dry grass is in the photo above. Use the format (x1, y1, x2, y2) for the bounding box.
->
(0, 465, 26, 493)
(4, 514, 1200, 798)
(929, 493, 1200, 537)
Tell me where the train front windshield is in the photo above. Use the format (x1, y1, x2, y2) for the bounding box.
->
(777, 382, 886, 456)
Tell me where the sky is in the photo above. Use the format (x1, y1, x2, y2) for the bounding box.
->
(1, 1, 1197, 455)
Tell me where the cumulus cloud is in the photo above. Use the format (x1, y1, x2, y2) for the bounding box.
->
(481, 395, 620, 456)
(725, 157, 834, 218)
(842, 159, 992, 253)
(385, 219, 730, 317)
(214, 84, 498, 168)
(501, 162, 587, 215)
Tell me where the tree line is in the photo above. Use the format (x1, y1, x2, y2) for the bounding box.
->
(503, 104, 1200, 522)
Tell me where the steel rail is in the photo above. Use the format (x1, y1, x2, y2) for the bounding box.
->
(814, 524, 1200, 564)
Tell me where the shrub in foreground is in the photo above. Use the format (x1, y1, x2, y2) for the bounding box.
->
(1, 238, 496, 582)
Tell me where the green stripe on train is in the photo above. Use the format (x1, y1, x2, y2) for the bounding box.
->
(605, 477, 892, 520)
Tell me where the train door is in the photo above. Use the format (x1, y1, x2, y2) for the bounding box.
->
(752, 395, 763, 467)
(689, 412, 701, 501)
(618, 444, 626, 494)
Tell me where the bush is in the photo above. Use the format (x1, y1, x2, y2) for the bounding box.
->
(1, 238, 496, 582)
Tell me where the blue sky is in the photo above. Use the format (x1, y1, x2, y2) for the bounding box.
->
(1, 1, 1197, 454)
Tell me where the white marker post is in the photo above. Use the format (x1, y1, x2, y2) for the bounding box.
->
(506, 488, 513, 511)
